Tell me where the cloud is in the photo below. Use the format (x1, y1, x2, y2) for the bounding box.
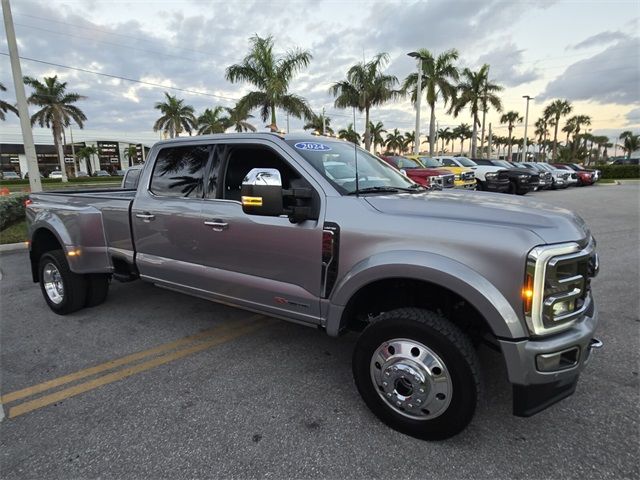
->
(475, 43, 541, 87)
(571, 31, 629, 50)
(538, 36, 640, 104)
(625, 107, 640, 126)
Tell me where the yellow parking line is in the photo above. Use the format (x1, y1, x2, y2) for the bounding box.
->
(9, 318, 271, 418)
(1, 315, 262, 405)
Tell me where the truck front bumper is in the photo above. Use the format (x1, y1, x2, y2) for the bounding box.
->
(485, 178, 510, 193)
(497, 300, 600, 417)
(454, 179, 476, 189)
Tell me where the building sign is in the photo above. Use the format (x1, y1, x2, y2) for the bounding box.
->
(97, 141, 120, 168)
(134, 144, 145, 164)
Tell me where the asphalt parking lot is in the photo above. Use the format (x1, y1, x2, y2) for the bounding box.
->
(1, 183, 638, 479)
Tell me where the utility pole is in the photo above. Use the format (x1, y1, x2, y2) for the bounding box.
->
(522, 95, 534, 162)
(322, 107, 326, 136)
(408, 52, 422, 155)
(2, 0, 42, 192)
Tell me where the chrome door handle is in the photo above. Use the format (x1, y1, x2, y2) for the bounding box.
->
(136, 213, 155, 222)
(204, 220, 229, 231)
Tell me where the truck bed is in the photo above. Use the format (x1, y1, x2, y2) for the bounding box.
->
(27, 188, 137, 274)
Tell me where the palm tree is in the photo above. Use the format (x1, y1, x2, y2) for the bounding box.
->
(500, 111, 523, 161)
(543, 99, 573, 160)
(224, 104, 256, 132)
(153, 92, 196, 138)
(304, 111, 334, 135)
(385, 128, 404, 154)
(450, 64, 502, 158)
(534, 116, 549, 161)
(0, 82, 18, 121)
(24, 76, 87, 182)
(123, 145, 138, 165)
(452, 123, 472, 155)
(479, 66, 503, 158)
(402, 49, 459, 155)
(226, 35, 312, 132)
(437, 127, 451, 154)
(369, 121, 387, 153)
(404, 131, 416, 152)
(337, 123, 361, 145)
(619, 131, 639, 159)
(76, 145, 98, 176)
(565, 115, 591, 157)
(331, 53, 399, 151)
(196, 106, 228, 135)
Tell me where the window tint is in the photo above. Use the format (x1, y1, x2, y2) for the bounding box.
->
(442, 159, 455, 166)
(150, 145, 210, 198)
(123, 168, 141, 189)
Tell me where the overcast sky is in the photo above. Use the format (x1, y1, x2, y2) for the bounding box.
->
(1, 0, 638, 147)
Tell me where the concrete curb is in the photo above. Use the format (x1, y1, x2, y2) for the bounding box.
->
(0, 242, 28, 252)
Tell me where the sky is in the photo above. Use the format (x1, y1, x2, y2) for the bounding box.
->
(1, 0, 639, 149)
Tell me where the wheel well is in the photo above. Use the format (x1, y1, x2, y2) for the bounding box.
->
(340, 278, 494, 342)
(30, 228, 62, 282)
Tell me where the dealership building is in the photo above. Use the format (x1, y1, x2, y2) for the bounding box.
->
(0, 140, 150, 177)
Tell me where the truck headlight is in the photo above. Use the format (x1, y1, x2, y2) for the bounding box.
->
(524, 240, 597, 336)
(485, 172, 498, 180)
(454, 174, 461, 180)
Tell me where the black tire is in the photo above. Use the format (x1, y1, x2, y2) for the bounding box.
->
(352, 308, 480, 440)
(508, 181, 517, 195)
(516, 188, 528, 195)
(85, 274, 110, 307)
(38, 250, 87, 315)
(476, 179, 485, 191)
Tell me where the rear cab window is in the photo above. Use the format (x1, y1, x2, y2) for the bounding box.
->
(150, 145, 211, 198)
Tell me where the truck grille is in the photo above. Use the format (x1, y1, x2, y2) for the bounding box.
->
(462, 171, 475, 181)
(443, 174, 455, 188)
(497, 170, 509, 181)
(529, 173, 540, 185)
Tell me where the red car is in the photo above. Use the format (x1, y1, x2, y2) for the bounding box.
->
(553, 164, 595, 186)
(380, 155, 455, 189)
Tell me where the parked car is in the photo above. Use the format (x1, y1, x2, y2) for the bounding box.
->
(512, 162, 553, 190)
(482, 160, 539, 195)
(553, 164, 594, 186)
(380, 155, 455, 190)
(566, 163, 601, 182)
(114, 170, 126, 176)
(48, 170, 63, 179)
(23, 172, 45, 180)
(26, 133, 601, 440)
(608, 158, 639, 165)
(431, 156, 477, 189)
(525, 163, 570, 189)
(1, 171, 21, 180)
(93, 170, 111, 177)
(468, 158, 518, 193)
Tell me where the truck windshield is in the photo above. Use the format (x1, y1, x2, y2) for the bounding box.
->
(286, 140, 418, 195)
(418, 157, 441, 168)
(454, 157, 477, 167)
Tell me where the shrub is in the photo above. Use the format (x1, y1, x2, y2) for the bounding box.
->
(598, 165, 640, 179)
(0, 194, 29, 231)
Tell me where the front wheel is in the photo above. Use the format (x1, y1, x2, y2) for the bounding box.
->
(475, 179, 485, 191)
(352, 308, 480, 440)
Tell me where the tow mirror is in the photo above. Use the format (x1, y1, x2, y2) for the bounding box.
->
(241, 168, 283, 216)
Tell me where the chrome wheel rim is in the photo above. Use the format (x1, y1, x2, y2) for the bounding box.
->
(370, 338, 452, 420)
(42, 263, 64, 305)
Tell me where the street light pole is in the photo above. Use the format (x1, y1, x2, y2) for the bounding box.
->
(2, 0, 42, 192)
(408, 52, 423, 155)
(522, 95, 534, 161)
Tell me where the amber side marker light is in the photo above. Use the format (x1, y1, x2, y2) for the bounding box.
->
(522, 273, 534, 314)
(241, 196, 263, 207)
(67, 249, 81, 257)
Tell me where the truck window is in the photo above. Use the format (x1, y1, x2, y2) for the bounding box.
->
(218, 145, 302, 201)
(150, 145, 211, 198)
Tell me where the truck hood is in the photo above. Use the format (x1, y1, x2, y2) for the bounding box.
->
(364, 190, 590, 244)
(405, 167, 452, 177)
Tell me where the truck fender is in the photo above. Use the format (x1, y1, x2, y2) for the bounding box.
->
(327, 250, 526, 339)
(29, 207, 111, 276)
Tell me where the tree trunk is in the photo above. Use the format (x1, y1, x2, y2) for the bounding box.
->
(507, 131, 513, 162)
(52, 123, 68, 182)
(552, 116, 560, 160)
(364, 107, 371, 151)
(480, 108, 487, 158)
(270, 104, 277, 132)
(471, 115, 478, 158)
(460, 138, 465, 155)
(429, 103, 436, 156)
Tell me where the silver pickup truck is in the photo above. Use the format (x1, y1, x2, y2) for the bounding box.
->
(26, 133, 601, 440)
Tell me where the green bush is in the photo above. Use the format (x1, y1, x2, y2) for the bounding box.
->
(598, 165, 640, 179)
(0, 194, 29, 231)
(0, 176, 121, 187)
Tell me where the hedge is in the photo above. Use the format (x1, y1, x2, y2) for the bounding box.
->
(598, 165, 640, 179)
(0, 194, 29, 231)
(0, 176, 121, 187)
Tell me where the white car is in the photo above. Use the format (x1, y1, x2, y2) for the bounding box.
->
(48, 170, 63, 179)
(435, 156, 508, 192)
(523, 162, 570, 189)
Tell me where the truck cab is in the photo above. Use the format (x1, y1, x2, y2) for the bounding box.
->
(432, 156, 477, 189)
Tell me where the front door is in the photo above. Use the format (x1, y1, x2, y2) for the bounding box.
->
(196, 141, 324, 324)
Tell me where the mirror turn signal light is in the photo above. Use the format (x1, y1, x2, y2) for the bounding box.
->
(241, 196, 263, 207)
